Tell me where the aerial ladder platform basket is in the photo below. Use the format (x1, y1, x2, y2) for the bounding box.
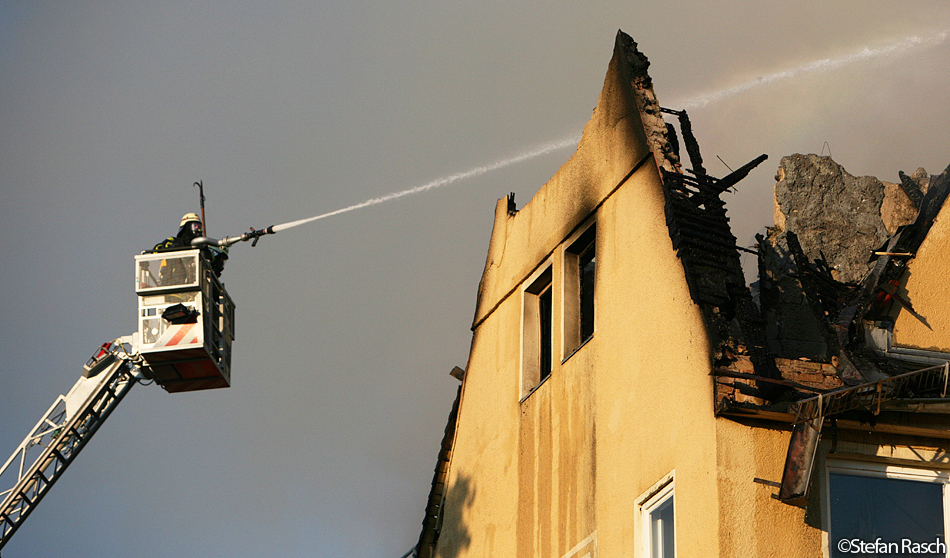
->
(134, 248, 235, 392)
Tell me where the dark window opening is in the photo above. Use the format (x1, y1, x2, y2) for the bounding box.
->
(578, 239, 595, 343)
(565, 223, 596, 357)
(538, 285, 552, 381)
(523, 266, 553, 398)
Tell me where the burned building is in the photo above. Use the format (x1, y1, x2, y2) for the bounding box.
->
(415, 31, 950, 557)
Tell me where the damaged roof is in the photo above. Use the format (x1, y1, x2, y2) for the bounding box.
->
(664, 109, 950, 506)
(614, 30, 950, 505)
(713, 157, 950, 413)
(617, 38, 950, 410)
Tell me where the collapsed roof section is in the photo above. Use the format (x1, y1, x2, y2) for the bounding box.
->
(619, 42, 950, 412)
(715, 156, 950, 414)
(602, 33, 950, 431)
(713, 151, 950, 506)
(617, 32, 950, 506)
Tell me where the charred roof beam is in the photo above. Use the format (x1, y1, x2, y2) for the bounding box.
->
(712, 154, 769, 194)
(898, 170, 925, 208)
(661, 107, 706, 176)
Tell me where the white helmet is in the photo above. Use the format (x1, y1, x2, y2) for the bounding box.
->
(180, 213, 201, 228)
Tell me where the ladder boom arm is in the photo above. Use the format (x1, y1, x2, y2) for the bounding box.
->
(0, 340, 140, 551)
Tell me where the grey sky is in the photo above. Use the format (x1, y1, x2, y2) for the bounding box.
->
(2, 2, 949, 556)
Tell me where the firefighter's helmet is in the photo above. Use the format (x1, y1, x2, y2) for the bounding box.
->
(180, 213, 201, 228)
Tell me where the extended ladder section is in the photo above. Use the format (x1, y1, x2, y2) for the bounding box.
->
(0, 341, 139, 551)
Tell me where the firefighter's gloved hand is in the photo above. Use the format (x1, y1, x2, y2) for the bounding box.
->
(208, 246, 229, 277)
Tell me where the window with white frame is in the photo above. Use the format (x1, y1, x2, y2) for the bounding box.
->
(522, 266, 553, 399)
(639, 474, 675, 558)
(563, 222, 596, 359)
(826, 460, 949, 558)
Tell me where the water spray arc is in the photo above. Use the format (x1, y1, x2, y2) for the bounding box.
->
(194, 134, 581, 249)
(673, 28, 950, 109)
(270, 134, 582, 233)
(205, 28, 950, 250)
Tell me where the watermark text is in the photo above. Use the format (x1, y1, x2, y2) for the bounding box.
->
(837, 537, 946, 555)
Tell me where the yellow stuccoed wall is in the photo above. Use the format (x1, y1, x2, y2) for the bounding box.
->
(893, 199, 950, 352)
(435, 32, 826, 558)
(714, 420, 822, 556)
(589, 150, 722, 557)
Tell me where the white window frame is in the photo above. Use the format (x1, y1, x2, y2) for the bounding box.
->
(823, 459, 950, 558)
(637, 471, 676, 558)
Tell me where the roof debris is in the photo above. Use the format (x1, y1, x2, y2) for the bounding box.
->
(704, 154, 950, 505)
(616, 32, 950, 507)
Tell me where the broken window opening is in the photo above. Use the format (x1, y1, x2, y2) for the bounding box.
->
(579, 238, 595, 342)
(522, 266, 553, 399)
(564, 223, 596, 359)
(539, 286, 552, 381)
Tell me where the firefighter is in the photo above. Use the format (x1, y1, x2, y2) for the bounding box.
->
(151, 213, 228, 279)
(153, 213, 204, 251)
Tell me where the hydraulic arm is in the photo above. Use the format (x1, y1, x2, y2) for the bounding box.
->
(1, 246, 236, 551)
(0, 339, 142, 551)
